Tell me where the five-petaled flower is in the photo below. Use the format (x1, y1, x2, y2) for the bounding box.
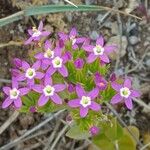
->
(83, 36, 116, 64)
(58, 27, 85, 49)
(17, 61, 44, 87)
(46, 46, 69, 77)
(111, 78, 141, 110)
(68, 84, 101, 118)
(32, 74, 66, 106)
(2, 79, 29, 108)
(25, 21, 50, 45)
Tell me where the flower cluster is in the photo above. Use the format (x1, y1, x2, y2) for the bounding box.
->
(2, 21, 141, 136)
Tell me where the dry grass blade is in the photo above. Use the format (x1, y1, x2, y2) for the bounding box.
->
(64, 0, 78, 8)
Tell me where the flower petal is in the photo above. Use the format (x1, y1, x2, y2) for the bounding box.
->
(38, 94, 49, 106)
(28, 29, 33, 35)
(44, 74, 52, 86)
(44, 40, 51, 50)
(22, 61, 30, 70)
(125, 97, 133, 110)
(32, 85, 43, 93)
(3, 87, 11, 95)
(111, 82, 122, 91)
(41, 31, 50, 37)
(130, 90, 141, 98)
(68, 99, 80, 108)
(2, 97, 13, 108)
(58, 65, 68, 77)
(19, 88, 30, 96)
(38, 21, 43, 31)
(100, 53, 110, 63)
(24, 37, 33, 45)
(87, 53, 97, 63)
(76, 84, 86, 98)
(96, 36, 104, 46)
(36, 72, 44, 79)
(89, 101, 101, 111)
(69, 27, 77, 37)
(54, 47, 62, 57)
(83, 45, 94, 52)
(53, 84, 66, 92)
(104, 45, 117, 54)
(124, 78, 132, 88)
(87, 88, 99, 99)
(32, 61, 41, 70)
(76, 37, 85, 43)
(111, 93, 122, 104)
(46, 66, 56, 76)
(27, 79, 34, 87)
(80, 107, 89, 118)
(17, 74, 26, 81)
(58, 32, 68, 41)
(50, 93, 62, 104)
(14, 97, 22, 108)
(12, 79, 18, 89)
(35, 53, 44, 60)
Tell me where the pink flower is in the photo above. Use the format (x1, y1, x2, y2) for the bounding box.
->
(25, 21, 50, 45)
(89, 126, 100, 136)
(111, 78, 141, 110)
(68, 84, 101, 118)
(83, 36, 116, 64)
(2, 80, 29, 108)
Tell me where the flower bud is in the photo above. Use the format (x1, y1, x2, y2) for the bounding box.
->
(89, 126, 100, 136)
(74, 58, 84, 69)
(68, 83, 75, 93)
(13, 58, 22, 68)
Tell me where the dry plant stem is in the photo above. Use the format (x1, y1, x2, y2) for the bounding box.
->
(43, 121, 62, 150)
(0, 41, 22, 48)
(105, 102, 143, 148)
(133, 98, 150, 110)
(24, 143, 41, 150)
(0, 110, 65, 150)
(140, 142, 150, 150)
(113, 0, 123, 71)
(0, 79, 11, 83)
(49, 124, 69, 150)
(0, 111, 19, 135)
(64, 0, 78, 8)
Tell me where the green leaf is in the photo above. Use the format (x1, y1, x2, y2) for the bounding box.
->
(66, 124, 91, 140)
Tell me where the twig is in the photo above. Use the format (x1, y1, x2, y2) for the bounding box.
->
(0, 79, 11, 84)
(140, 142, 150, 150)
(133, 98, 150, 110)
(0, 111, 19, 135)
(0, 110, 65, 150)
(49, 124, 68, 150)
(105, 102, 143, 148)
(64, 0, 78, 8)
(0, 41, 22, 48)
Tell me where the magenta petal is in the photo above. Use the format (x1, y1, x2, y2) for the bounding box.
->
(32, 61, 41, 70)
(12, 79, 18, 89)
(89, 101, 101, 111)
(125, 98, 133, 110)
(72, 44, 78, 50)
(2, 97, 13, 108)
(100, 53, 110, 63)
(111, 82, 122, 91)
(76, 84, 86, 98)
(88, 88, 99, 99)
(69, 27, 77, 37)
(104, 45, 117, 54)
(3, 87, 11, 95)
(58, 32, 68, 41)
(24, 37, 33, 45)
(68, 99, 80, 108)
(36, 72, 44, 79)
(17, 74, 26, 81)
(44, 40, 51, 50)
(19, 88, 29, 96)
(38, 21, 43, 31)
(130, 90, 141, 98)
(83, 45, 94, 52)
(96, 36, 104, 46)
(32, 85, 43, 93)
(80, 107, 89, 118)
(76, 37, 85, 43)
(111, 93, 122, 104)
(51, 93, 62, 104)
(87, 53, 97, 63)
(46, 66, 56, 75)
(38, 94, 49, 106)
(54, 47, 62, 57)
(27, 79, 34, 86)
(35, 53, 43, 59)
(44, 74, 52, 86)
(41, 31, 50, 37)
(53, 84, 66, 92)
(58, 65, 68, 77)
(28, 29, 33, 35)
(22, 61, 30, 70)
(14, 97, 22, 108)
(124, 78, 131, 88)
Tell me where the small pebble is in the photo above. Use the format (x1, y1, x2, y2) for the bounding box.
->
(129, 36, 139, 45)
(90, 31, 99, 40)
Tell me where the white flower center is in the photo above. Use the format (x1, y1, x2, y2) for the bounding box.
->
(44, 49, 54, 59)
(25, 68, 36, 79)
(80, 96, 91, 108)
(93, 45, 104, 55)
(52, 56, 63, 68)
(70, 36, 76, 45)
(43, 85, 55, 96)
(32, 27, 41, 37)
(10, 88, 20, 99)
(120, 87, 131, 98)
